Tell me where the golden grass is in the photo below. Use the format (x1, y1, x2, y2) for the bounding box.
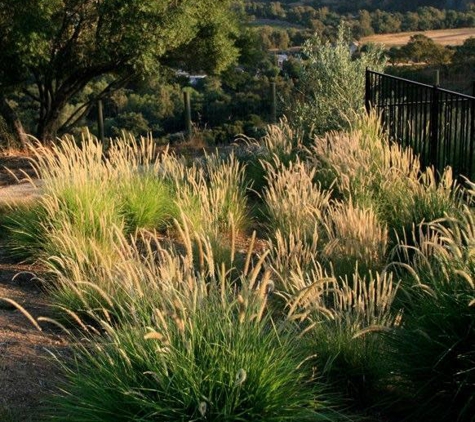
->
(361, 27, 475, 47)
(321, 200, 388, 273)
(263, 158, 331, 237)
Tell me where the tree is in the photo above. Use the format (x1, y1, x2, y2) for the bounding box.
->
(453, 36, 475, 65)
(289, 23, 386, 135)
(400, 34, 453, 65)
(354, 10, 374, 38)
(0, 0, 240, 143)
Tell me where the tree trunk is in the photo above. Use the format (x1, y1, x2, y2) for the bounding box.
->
(0, 95, 28, 149)
(36, 116, 60, 144)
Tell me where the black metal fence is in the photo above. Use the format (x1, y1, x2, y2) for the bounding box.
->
(365, 69, 475, 180)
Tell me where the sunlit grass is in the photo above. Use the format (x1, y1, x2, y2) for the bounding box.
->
(3, 114, 474, 421)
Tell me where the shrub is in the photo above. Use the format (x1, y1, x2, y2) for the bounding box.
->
(286, 263, 399, 410)
(288, 23, 386, 135)
(47, 231, 343, 422)
(388, 207, 475, 421)
(321, 200, 388, 277)
(173, 152, 250, 269)
(263, 158, 331, 240)
(3, 133, 181, 263)
(1, 202, 49, 262)
(50, 298, 338, 421)
(116, 173, 178, 233)
(310, 114, 461, 246)
(236, 119, 306, 195)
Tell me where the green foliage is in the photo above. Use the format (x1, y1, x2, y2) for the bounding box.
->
(50, 294, 337, 421)
(288, 265, 399, 410)
(310, 114, 461, 248)
(117, 174, 178, 233)
(108, 112, 151, 138)
(453, 36, 475, 64)
(396, 34, 454, 65)
(390, 283, 475, 421)
(4, 110, 475, 422)
(245, 1, 475, 39)
(289, 23, 386, 135)
(2, 135, 181, 264)
(1, 203, 49, 262)
(389, 209, 475, 421)
(0, 0, 240, 141)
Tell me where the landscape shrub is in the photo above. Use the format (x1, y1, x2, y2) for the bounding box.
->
(235, 118, 306, 195)
(286, 263, 399, 410)
(1, 202, 49, 262)
(388, 208, 475, 421)
(267, 226, 320, 282)
(4, 111, 474, 422)
(47, 229, 345, 422)
(172, 152, 250, 270)
(3, 134, 183, 263)
(263, 158, 331, 240)
(51, 297, 340, 421)
(321, 200, 388, 277)
(311, 114, 462, 246)
(288, 23, 386, 135)
(116, 173, 178, 233)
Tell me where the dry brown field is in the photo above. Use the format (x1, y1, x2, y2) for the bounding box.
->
(361, 27, 475, 47)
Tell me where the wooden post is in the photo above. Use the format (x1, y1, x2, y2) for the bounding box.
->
(97, 99, 105, 143)
(183, 90, 192, 139)
(435, 69, 440, 86)
(270, 81, 277, 124)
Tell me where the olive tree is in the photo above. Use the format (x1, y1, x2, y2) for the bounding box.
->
(289, 23, 386, 136)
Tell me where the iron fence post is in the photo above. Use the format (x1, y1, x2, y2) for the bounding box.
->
(365, 68, 371, 114)
(429, 85, 440, 172)
(470, 98, 475, 179)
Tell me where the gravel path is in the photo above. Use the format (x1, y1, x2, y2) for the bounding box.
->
(0, 155, 68, 421)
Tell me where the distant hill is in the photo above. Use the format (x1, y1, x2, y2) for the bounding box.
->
(330, 1, 473, 12)
(245, 0, 474, 13)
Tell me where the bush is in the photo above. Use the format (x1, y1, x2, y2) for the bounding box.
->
(51, 299, 338, 421)
(289, 23, 386, 135)
(286, 262, 399, 410)
(116, 173, 178, 233)
(1, 202, 49, 262)
(388, 207, 475, 421)
(47, 231, 344, 422)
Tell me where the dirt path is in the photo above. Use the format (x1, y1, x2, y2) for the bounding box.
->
(0, 155, 68, 421)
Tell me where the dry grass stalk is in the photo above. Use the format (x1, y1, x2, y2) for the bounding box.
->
(321, 199, 388, 271)
(263, 158, 331, 238)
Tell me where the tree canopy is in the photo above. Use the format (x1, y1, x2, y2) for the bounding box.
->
(0, 0, 241, 143)
(395, 34, 454, 65)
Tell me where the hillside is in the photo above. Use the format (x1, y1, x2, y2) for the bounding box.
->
(361, 26, 475, 46)
(245, 1, 473, 13)
(245, 0, 475, 50)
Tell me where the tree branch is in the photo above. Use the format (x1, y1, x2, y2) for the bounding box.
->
(59, 72, 136, 134)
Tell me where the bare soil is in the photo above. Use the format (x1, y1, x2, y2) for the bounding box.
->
(361, 27, 475, 47)
(0, 154, 68, 422)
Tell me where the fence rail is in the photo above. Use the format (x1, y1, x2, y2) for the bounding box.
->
(365, 69, 475, 181)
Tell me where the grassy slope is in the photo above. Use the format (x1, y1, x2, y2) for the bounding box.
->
(361, 27, 475, 46)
